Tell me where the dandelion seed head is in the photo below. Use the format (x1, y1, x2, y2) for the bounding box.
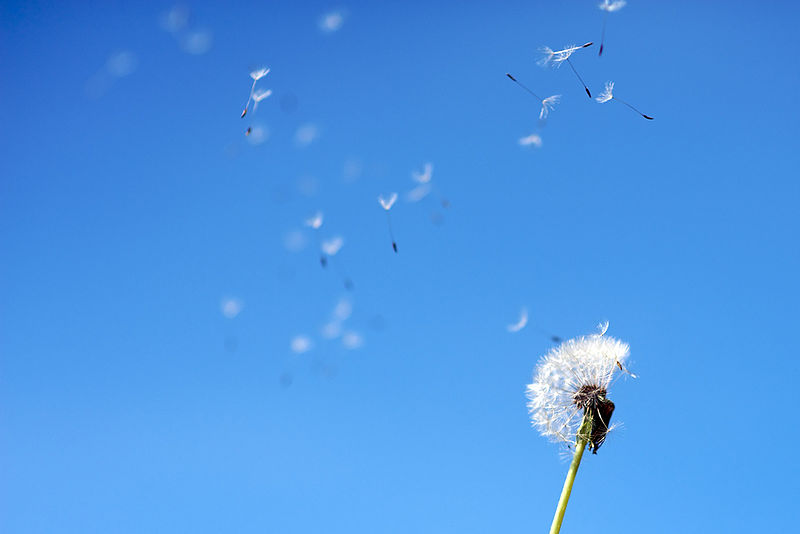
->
(599, 0, 627, 12)
(378, 193, 398, 210)
(526, 325, 631, 449)
(596, 81, 614, 103)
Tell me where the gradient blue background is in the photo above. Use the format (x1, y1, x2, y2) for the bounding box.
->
(2, 1, 799, 532)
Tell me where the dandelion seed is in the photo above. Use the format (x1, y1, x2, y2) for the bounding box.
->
(304, 211, 327, 265)
(242, 67, 270, 118)
(305, 211, 324, 230)
(295, 124, 319, 147)
(406, 183, 432, 203)
(321, 236, 344, 256)
(379, 193, 397, 211)
(595, 81, 654, 120)
(341, 331, 364, 350)
(525, 324, 635, 532)
(598, 0, 627, 56)
(319, 10, 345, 33)
(290, 335, 313, 354)
(506, 73, 561, 121)
(507, 307, 529, 332)
(320, 236, 354, 289)
(220, 297, 244, 319)
(412, 162, 433, 184)
(245, 125, 268, 145)
(180, 28, 213, 55)
(518, 133, 543, 148)
(321, 321, 342, 339)
(378, 193, 399, 253)
(538, 43, 594, 98)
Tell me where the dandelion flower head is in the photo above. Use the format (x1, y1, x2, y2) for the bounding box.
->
(596, 81, 614, 103)
(526, 323, 631, 449)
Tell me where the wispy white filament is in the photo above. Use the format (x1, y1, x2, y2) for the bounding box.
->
(378, 193, 398, 211)
(526, 325, 631, 447)
(412, 163, 433, 184)
(507, 307, 529, 332)
(599, 0, 626, 12)
(321, 236, 344, 256)
(538, 44, 589, 67)
(519, 133, 543, 148)
(596, 81, 614, 103)
(539, 95, 561, 120)
(305, 211, 324, 229)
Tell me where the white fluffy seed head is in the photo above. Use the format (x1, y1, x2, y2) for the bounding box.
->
(525, 326, 631, 447)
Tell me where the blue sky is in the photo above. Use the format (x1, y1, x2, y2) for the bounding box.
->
(2, 1, 799, 532)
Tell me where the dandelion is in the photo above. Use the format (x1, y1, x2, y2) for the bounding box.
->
(538, 43, 594, 98)
(242, 67, 270, 118)
(506, 73, 561, 121)
(378, 193, 399, 253)
(598, 0, 627, 56)
(525, 322, 635, 533)
(596, 81, 654, 120)
(507, 307, 529, 332)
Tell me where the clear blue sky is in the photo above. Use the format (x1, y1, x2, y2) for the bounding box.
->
(2, 1, 799, 532)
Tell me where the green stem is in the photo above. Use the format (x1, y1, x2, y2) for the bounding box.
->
(549, 416, 591, 534)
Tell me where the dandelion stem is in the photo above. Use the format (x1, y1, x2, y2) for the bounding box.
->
(549, 415, 592, 534)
